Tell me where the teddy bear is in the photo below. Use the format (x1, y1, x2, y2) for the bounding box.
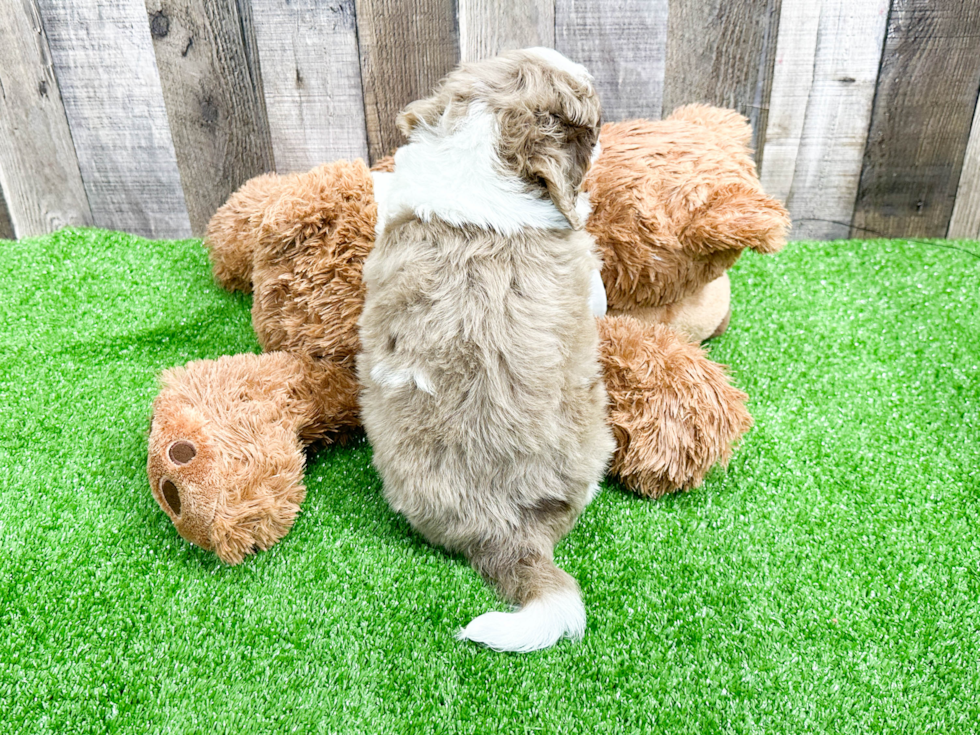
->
(147, 104, 788, 564)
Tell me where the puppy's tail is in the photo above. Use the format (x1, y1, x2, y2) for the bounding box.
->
(458, 551, 586, 653)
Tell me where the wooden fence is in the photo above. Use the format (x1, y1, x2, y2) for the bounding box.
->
(1, 0, 979, 242)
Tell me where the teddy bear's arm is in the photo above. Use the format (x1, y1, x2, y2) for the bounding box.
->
(598, 315, 752, 497)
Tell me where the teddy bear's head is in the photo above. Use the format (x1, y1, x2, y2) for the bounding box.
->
(147, 358, 309, 564)
(584, 105, 789, 313)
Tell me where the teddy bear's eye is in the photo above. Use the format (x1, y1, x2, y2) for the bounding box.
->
(168, 440, 197, 465)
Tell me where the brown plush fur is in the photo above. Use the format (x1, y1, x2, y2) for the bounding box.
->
(598, 316, 752, 498)
(148, 352, 359, 564)
(148, 104, 783, 563)
(586, 105, 789, 317)
(150, 159, 373, 563)
(626, 272, 732, 344)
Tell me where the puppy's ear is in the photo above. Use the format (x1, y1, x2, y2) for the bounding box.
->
(499, 72, 601, 230)
(396, 86, 453, 139)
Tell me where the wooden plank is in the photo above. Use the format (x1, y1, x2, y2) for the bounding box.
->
(760, 0, 889, 241)
(458, 0, 554, 62)
(948, 94, 980, 239)
(36, 0, 191, 238)
(233, 0, 268, 123)
(663, 0, 782, 163)
(249, 0, 368, 172)
(0, 188, 14, 241)
(853, 0, 980, 239)
(555, 0, 668, 122)
(757, 0, 820, 209)
(146, 0, 274, 236)
(355, 0, 459, 164)
(0, 0, 92, 238)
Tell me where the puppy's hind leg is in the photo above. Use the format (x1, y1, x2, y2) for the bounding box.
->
(458, 545, 586, 653)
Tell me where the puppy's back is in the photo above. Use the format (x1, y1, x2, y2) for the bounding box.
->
(360, 215, 606, 482)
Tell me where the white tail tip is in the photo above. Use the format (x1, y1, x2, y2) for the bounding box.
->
(457, 590, 586, 653)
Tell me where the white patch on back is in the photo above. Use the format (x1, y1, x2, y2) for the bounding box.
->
(589, 269, 607, 317)
(586, 482, 600, 503)
(575, 190, 593, 227)
(370, 361, 435, 395)
(386, 102, 572, 235)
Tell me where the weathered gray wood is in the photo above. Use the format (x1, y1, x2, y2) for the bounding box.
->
(555, 0, 668, 122)
(0, 188, 14, 240)
(948, 95, 980, 239)
(760, 0, 889, 240)
(0, 0, 92, 238)
(663, 0, 782, 162)
(458, 0, 554, 62)
(146, 0, 274, 236)
(853, 0, 980, 239)
(234, 0, 266, 108)
(36, 0, 191, 238)
(249, 0, 368, 172)
(355, 0, 459, 163)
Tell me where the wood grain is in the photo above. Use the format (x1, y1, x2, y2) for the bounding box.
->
(355, 0, 459, 163)
(555, 0, 668, 122)
(458, 0, 554, 62)
(663, 0, 782, 162)
(0, 188, 14, 240)
(36, 0, 191, 238)
(249, 0, 368, 172)
(948, 94, 980, 239)
(146, 0, 274, 236)
(234, 0, 266, 109)
(853, 0, 980, 238)
(0, 0, 92, 238)
(760, 0, 889, 240)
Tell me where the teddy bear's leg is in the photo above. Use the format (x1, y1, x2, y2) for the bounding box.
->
(597, 315, 753, 498)
(607, 272, 732, 343)
(147, 351, 360, 564)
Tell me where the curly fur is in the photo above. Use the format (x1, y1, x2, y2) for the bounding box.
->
(359, 50, 612, 651)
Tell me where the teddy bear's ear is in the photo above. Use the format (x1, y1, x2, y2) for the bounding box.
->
(680, 185, 790, 255)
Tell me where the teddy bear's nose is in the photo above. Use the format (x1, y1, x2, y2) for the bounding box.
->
(168, 440, 197, 465)
(160, 478, 182, 516)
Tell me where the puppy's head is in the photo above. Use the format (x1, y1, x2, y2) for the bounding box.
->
(397, 48, 601, 229)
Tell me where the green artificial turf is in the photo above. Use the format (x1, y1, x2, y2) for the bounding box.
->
(1, 227, 978, 733)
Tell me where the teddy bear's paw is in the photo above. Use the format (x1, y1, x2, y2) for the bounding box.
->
(707, 308, 732, 340)
(598, 315, 753, 498)
(148, 410, 222, 553)
(205, 171, 292, 293)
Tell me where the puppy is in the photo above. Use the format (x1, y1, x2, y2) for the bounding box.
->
(357, 48, 615, 652)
